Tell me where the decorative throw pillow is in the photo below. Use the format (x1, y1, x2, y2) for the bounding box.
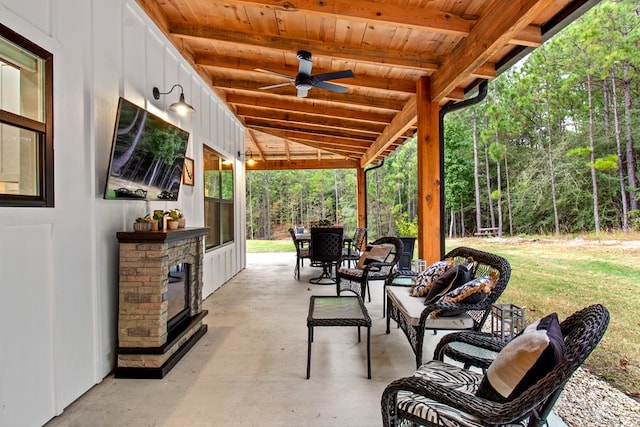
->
(355, 244, 392, 269)
(476, 312, 565, 402)
(432, 272, 497, 317)
(423, 264, 473, 305)
(410, 258, 453, 297)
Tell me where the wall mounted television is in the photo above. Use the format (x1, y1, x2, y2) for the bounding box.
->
(103, 97, 190, 201)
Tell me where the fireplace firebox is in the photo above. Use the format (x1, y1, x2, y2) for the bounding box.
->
(115, 227, 209, 378)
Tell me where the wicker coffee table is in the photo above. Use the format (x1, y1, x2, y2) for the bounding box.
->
(306, 295, 372, 379)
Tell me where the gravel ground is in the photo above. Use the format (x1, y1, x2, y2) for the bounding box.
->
(555, 368, 640, 426)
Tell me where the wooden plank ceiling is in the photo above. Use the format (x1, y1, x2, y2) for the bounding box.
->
(137, 0, 597, 170)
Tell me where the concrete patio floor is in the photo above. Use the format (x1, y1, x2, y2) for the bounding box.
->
(45, 252, 566, 426)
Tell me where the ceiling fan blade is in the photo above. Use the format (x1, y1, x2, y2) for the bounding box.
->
(259, 82, 294, 90)
(313, 69, 354, 82)
(298, 58, 312, 75)
(254, 68, 294, 80)
(297, 87, 310, 98)
(313, 80, 348, 93)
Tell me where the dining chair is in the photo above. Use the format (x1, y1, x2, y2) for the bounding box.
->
(342, 227, 367, 267)
(309, 227, 344, 284)
(288, 227, 310, 280)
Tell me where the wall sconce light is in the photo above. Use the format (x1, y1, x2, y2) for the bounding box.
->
(239, 150, 256, 166)
(153, 84, 195, 115)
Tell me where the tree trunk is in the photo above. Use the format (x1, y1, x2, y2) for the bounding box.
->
(611, 73, 629, 232)
(473, 110, 482, 233)
(449, 210, 455, 238)
(374, 171, 382, 237)
(460, 195, 466, 237)
(544, 80, 560, 235)
(623, 59, 638, 211)
(504, 146, 513, 236)
(496, 159, 503, 237)
(264, 173, 272, 239)
(484, 133, 496, 228)
(587, 70, 601, 233)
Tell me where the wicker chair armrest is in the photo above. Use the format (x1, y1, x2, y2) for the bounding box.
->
(433, 331, 505, 369)
(418, 299, 493, 325)
(362, 260, 395, 271)
(384, 269, 417, 287)
(381, 376, 530, 425)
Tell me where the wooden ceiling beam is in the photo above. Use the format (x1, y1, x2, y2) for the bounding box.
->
(431, 0, 555, 103)
(236, 106, 386, 133)
(285, 141, 364, 158)
(198, 56, 418, 94)
(169, 23, 441, 71)
(361, 95, 418, 167)
(226, 93, 396, 124)
(217, 84, 406, 111)
(247, 158, 360, 170)
(234, 104, 389, 131)
(252, 127, 373, 148)
(222, 0, 541, 47)
(243, 117, 379, 140)
(246, 129, 266, 161)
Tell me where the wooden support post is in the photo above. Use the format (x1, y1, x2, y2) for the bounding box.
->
(416, 76, 442, 263)
(356, 165, 366, 228)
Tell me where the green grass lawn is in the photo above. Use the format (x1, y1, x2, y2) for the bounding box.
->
(246, 235, 640, 395)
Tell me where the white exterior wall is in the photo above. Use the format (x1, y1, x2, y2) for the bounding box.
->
(0, 1, 246, 425)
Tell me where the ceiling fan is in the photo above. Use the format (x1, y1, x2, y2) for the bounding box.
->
(256, 50, 354, 98)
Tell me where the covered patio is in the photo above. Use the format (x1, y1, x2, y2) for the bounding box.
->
(44, 252, 568, 426)
(136, 0, 601, 262)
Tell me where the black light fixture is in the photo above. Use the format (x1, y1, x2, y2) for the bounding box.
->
(239, 150, 256, 166)
(152, 84, 195, 115)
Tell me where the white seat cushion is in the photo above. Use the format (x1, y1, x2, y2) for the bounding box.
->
(386, 285, 475, 328)
(396, 361, 528, 427)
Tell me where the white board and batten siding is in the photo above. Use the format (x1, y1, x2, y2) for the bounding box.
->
(0, 1, 246, 425)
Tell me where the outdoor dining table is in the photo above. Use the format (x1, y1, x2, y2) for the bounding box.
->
(296, 232, 352, 246)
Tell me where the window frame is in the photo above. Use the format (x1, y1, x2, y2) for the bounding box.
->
(203, 146, 235, 251)
(0, 23, 54, 207)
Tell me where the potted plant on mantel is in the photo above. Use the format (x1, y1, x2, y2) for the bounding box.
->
(167, 209, 182, 230)
(152, 210, 167, 231)
(133, 214, 153, 232)
(171, 209, 186, 228)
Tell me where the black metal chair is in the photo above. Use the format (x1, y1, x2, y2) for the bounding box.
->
(309, 227, 344, 284)
(341, 227, 367, 267)
(386, 247, 511, 368)
(288, 227, 310, 280)
(382, 304, 610, 427)
(336, 236, 403, 302)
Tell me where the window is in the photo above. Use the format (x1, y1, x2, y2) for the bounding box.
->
(203, 146, 234, 249)
(0, 23, 53, 207)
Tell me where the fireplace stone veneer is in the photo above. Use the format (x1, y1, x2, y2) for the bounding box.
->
(115, 227, 209, 378)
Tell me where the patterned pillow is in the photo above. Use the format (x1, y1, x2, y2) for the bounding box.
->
(431, 272, 497, 317)
(476, 312, 565, 402)
(423, 264, 473, 305)
(355, 244, 392, 269)
(410, 258, 453, 297)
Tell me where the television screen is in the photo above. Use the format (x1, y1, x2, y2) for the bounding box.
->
(103, 97, 190, 201)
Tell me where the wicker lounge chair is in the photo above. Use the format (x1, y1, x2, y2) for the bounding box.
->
(336, 236, 403, 302)
(386, 247, 511, 368)
(381, 304, 610, 427)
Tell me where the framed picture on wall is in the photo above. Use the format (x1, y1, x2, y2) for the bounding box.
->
(183, 157, 194, 186)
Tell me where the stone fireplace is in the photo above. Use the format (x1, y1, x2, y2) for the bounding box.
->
(115, 227, 209, 378)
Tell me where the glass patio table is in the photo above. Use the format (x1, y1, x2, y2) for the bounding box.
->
(306, 295, 372, 379)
